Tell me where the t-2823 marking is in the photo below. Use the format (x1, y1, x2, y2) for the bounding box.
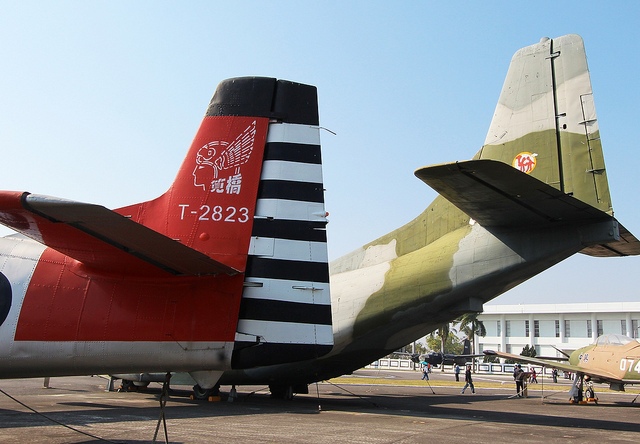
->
(178, 204, 250, 223)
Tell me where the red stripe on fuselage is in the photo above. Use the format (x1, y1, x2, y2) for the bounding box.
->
(15, 247, 243, 341)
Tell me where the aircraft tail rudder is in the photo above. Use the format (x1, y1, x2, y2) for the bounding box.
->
(117, 78, 269, 272)
(0, 77, 334, 367)
(228, 80, 333, 368)
(1, 77, 281, 276)
(462, 338, 471, 356)
(478, 35, 611, 215)
(119, 77, 334, 367)
(416, 35, 640, 257)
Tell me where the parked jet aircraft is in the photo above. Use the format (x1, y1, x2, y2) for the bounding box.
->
(484, 334, 640, 402)
(1, 34, 639, 400)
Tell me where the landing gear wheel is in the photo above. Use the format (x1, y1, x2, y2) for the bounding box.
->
(119, 379, 136, 391)
(269, 384, 294, 400)
(191, 384, 220, 400)
(192, 384, 213, 400)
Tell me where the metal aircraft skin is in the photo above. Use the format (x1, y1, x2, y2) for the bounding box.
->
(0, 80, 334, 392)
(0, 34, 638, 398)
(484, 334, 640, 393)
(214, 34, 640, 395)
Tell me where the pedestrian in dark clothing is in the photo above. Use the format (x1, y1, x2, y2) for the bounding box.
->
(460, 365, 475, 394)
(513, 364, 525, 397)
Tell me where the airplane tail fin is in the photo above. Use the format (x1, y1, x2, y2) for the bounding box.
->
(462, 338, 471, 355)
(116, 78, 276, 272)
(477, 35, 611, 214)
(417, 35, 640, 257)
(0, 78, 333, 367)
(1, 76, 280, 277)
(229, 81, 333, 368)
(120, 77, 333, 367)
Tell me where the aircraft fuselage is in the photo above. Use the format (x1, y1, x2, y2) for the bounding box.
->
(0, 235, 239, 378)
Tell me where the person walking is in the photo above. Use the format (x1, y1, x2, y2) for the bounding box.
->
(513, 364, 525, 397)
(530, 368, 538, 383)
(454, 363, 460, 382)
(421, 364, 429, 381)
(460, 365, 475, 394)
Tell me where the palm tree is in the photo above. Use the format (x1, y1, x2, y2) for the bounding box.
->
(429, 322, 456, 371)
(457, 312, 486, 371)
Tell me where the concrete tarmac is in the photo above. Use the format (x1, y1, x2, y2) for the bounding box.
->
(0, 371, 639, 443)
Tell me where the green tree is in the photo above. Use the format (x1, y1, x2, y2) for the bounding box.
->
(426, 331, 463, 354)
(430, 323, 450, 362)
(388, 341, 428, 359)
(483, 354, 499, 363)
(427, 324, 463, 370)
(505, 345, 537, 364)
(457, 312, 487, 372)
(521, 344, 537, 358)
(457, 312, 486, 355)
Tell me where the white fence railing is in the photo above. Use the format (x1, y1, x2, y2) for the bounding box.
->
(365, 359, 565, 376)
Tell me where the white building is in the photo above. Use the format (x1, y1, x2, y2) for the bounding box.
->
(477, 302, 640, 359)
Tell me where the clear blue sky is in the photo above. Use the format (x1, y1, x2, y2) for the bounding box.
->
(1, 1, 639, 305)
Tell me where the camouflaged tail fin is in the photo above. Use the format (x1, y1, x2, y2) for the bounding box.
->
(476, 35, 612, 216)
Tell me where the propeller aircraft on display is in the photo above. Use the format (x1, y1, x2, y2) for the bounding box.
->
(0, 34, 638, 400)
(485, 334, 640, 402)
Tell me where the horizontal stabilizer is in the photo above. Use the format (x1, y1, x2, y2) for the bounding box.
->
(416, 159, 609, 227)
(579, 223, 640, 257)
(416, 159, 640, 256)
(0, 191, 239, 276)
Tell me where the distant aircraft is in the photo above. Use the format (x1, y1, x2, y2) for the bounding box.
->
(1, 34, 639, 400)
(401, 339, 481, 367)
(484, 334, 640, 402)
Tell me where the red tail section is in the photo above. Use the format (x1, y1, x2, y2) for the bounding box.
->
(117, 116, 269, 272)
(0, 77, 332, 384)
(0, 78, 311, 346)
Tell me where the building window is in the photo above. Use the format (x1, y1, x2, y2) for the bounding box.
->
(633, 320, 639, 339)
(622, 320, 627, 336)
(497, 320, 501, 336)
(505, 320, 511, 337)
(565, 320, 571, 338)
(587, 320, 592, 337)
(525, 320, 529, 337)
(597, 320, 603, 336)
(555, 320, 560, 338)
(534, 320, 540, 338)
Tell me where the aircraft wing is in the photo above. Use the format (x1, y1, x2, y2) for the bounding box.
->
(415, 159, 640, 256)
(483, 350, 638, 385)
(0, 191, 238, 276)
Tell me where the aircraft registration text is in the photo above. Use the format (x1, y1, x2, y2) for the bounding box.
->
(178, 204, 250, 223)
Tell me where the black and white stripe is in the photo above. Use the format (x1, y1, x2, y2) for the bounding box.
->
(233, 122, 333, 368)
